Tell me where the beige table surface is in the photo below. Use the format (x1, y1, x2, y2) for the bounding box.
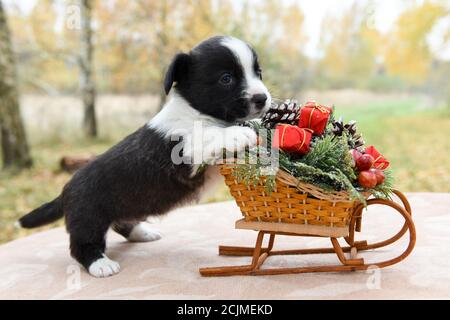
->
(0, 193, 449, 299)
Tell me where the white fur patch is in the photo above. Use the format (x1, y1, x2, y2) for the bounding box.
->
(127, 222, 162, 242)
(14, 220, 22, 229)
(148, 93, 227, 137)
(88, 254, 120, 278)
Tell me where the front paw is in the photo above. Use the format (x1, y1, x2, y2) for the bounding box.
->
(224, 126, 258, 152)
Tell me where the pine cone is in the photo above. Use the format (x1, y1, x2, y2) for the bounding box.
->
(261, 99, 301, 129)
(331, 117, 345, 136)
(332, 117, 365, 151)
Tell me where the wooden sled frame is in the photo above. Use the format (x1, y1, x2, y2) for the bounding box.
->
(199, 190, 416, 276)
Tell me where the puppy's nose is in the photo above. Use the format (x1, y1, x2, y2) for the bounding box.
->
(251, 93, 268, 109)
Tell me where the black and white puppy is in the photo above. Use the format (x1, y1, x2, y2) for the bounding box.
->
(17, 36, 271, 277)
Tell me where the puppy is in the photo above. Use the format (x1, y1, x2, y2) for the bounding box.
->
(17, 36, 271, 277)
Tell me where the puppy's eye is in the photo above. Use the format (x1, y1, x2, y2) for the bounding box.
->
(219, 73, 233, 85)
(256, 69, 262, 80)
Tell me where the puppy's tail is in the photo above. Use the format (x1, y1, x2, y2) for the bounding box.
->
(17, 196, 63, 229)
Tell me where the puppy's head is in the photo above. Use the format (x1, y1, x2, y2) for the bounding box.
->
(164, 36, 271, 123)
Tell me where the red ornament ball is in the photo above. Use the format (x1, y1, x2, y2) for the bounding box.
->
(356, 154, 374, 171)
(371, 168, 385, 185)
(358, 170, 377, 189)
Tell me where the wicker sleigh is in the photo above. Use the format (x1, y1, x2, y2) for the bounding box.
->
(199, 165, 416, 277)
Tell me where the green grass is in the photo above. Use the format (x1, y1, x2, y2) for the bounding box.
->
(338, 98, 450, 192)
(1, 98, 449, 244)
(0, 139, 113, 244)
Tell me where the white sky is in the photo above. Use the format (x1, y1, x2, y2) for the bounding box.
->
(5, 0, 450, 59)
(297, 0, 408, 56)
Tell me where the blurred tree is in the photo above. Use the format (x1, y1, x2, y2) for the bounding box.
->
(95, 0, 182, 108)
(148, 0, 232, 108)
(250, 0, 284, 95)
(384, 1, 448, 84)
(0, 0, 32, 170)
(184, 0, 218, 49)
(80, 0, 97, 137)
(8, 0, 97, 135)
(6, 0, 77, 94)
(276, 3, 308, 97)
(5, 0, 309, 100)
(94, 0, 139, 93)
(6, 0, 447, 104)
(317, 3, 379, 89)
(241, 1, 307, 98)
(117, 0, 232, 108)
(151, 0, 179, 109)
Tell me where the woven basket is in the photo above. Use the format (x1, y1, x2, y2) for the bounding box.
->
(221, 165, 367, 228)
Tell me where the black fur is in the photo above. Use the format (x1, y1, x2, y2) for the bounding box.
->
(19, 36, 267, 273)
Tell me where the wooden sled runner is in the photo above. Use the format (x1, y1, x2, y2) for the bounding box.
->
(199, 190, 416, 277)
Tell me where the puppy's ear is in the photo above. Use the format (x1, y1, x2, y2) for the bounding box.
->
(164, 53, 191, 95)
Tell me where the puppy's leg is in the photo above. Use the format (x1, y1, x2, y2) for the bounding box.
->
(184, 125, 258, 168)
(223, 126, 258, 152)
(113, 221, 162, 242)
(68, 216, 120, 278)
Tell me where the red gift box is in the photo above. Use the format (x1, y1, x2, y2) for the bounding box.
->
(298, 101, 332, 135)
(272, 124, 313, 154)
(365, 145, 390, 170)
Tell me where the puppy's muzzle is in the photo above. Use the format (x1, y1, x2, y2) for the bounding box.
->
(251, 93, 268, 110)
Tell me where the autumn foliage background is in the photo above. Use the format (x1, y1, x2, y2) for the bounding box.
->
(0, 0, 449, 243)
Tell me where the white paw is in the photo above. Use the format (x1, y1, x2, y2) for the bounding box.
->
(224, 126, 257, 152)
(88, 255, 120, 278)
(127, 222, 162, 242)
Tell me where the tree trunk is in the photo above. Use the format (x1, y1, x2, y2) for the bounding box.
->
(79, 0, 97, 137)
(156, 1, 169, 111)
(0, 1, 32, 170)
